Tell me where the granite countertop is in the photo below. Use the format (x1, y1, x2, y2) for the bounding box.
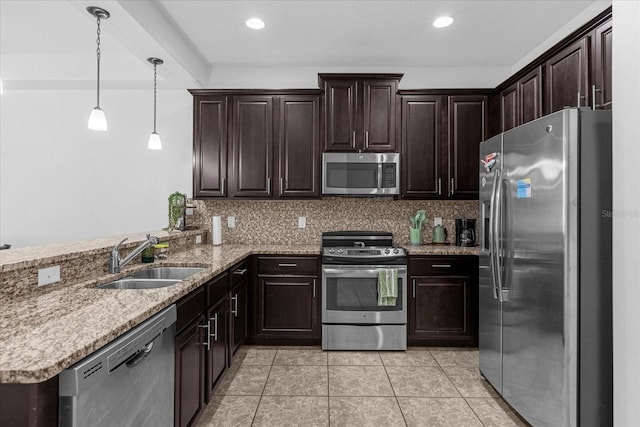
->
(0, 242, 477, 384)
(0, 244, 318, 384)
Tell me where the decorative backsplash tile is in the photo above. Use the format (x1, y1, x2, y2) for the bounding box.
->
(190, 198, 478, 246)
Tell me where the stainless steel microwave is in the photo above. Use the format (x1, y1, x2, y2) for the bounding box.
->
(322, 153, 400, 196)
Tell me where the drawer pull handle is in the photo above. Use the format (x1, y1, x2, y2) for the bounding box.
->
(431, 264, 452, 268)
(233, 268, 248, 275)
(278, 263, 297, 267)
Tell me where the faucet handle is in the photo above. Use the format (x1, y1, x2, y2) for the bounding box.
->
(147, 234, 159, 245)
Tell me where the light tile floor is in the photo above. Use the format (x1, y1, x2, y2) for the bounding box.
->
(196, 346, 529, 427)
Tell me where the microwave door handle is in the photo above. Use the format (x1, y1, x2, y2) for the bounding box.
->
(377, 164, 383, 189)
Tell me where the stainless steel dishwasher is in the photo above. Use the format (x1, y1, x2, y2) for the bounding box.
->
(59, 304, 177, 427)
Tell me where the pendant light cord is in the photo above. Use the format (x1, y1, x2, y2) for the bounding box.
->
(96, 16, 102, 108)
(153, 62, 157, 133)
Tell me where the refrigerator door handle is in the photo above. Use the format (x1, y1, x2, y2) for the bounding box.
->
(488, 168, 500, 300)
(493, 170, 507, 302)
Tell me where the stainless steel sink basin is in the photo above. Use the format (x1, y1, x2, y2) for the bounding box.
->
(127, 267, 205, 280)
(98, 279, 181, 289)
(97, 267, 205, 289)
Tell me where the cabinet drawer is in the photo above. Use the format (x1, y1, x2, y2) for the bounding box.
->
(258, 256, 319, 275)
(230, 260, 249, 285)
(207, 272, 229, 307)
(409, 256, 477, 276)
(176, 286, 205, 334)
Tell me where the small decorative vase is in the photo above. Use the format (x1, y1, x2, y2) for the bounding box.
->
(410, 228, 422, 246)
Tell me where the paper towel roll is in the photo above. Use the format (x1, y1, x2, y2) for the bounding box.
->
(212, 216, 222, 246)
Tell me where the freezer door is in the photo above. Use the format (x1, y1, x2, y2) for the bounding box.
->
(501, 110, 574, 426)
(478, 134, 503, 393)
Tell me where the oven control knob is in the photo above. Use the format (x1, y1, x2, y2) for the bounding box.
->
(337, 248, 343, 254)
(384, 248, 390, 254)
(328, 248, 334, 254)
(393, 248, 399, 254)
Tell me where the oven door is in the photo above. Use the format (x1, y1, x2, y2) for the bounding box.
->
(322, 265, 407, 324)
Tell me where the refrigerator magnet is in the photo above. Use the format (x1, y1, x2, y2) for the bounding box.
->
(516, 178, 532, 198)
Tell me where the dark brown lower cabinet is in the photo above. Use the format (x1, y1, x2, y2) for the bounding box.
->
(0, 377, 58, 427)
(252, 256, 321, 344)
(205, 272, 229, 402)
(230, 275, 248, 358)
(408, 256, 478, 346)
(174, 314, 206, 427)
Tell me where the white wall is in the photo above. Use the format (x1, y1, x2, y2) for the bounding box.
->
(612, 2, 640, 425)
(0, 88, 192, 248)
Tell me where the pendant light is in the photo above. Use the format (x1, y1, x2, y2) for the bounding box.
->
(147, 57, 164, 150)
(87, 6, 110, 131)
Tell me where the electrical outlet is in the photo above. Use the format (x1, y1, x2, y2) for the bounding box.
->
(434, 217, 443, 226)
(227, 216, 236, 228)
(298, 216, 306, 229)
(38, 265, 60, 287)
(195, 235, 202, 244)
(185, 207, 194, 216)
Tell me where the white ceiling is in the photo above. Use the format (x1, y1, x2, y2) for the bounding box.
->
(0, 0, 611, 90)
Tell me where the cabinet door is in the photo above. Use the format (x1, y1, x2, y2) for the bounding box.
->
(257, 276, 319, 338)
(446, 95, 486, 199)
(593, 20, 612, 110)
(544, 37, 590, 114)
(323, 80, 357, 151)
(518, 66, 543, 124)
(230, 96, 274, 197)
(409, 276, 475, 345)
(400, 95, 442, 198)
(175, 317, 205, 427)
(193, 96, 228, 198)
(206, 296, 228, 402)
(277, 95, 320, 198)
(230, 279, 248, 357)
(499, 83, 518, 132)
(362, 79, 398, 152)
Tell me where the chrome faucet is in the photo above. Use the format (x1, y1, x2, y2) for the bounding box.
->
(109, 234, 159, 273)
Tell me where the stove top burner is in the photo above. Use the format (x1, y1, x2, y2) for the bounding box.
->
(321, 231, 407, 264)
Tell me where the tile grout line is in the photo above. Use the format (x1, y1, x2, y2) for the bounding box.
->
(249, 348, 277, 426)
(380, 351, 409, 426)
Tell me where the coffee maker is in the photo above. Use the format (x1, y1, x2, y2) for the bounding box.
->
(455, 219, 476, 247)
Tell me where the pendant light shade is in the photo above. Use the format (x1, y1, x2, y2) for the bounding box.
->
(88, 107, 107, 131)
(148, 132, 162, 150)
(87, 6, 110, 131)
(147, 57, 164, 150)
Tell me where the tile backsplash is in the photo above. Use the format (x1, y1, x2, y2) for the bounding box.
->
(190, 198, 478, 246)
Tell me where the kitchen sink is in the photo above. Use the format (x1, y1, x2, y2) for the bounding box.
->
(98, 279, 181, 289)
(97, 267, 205, 289)
(127, 267, 205, 280)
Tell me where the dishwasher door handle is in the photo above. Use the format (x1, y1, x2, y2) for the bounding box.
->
(125, 341, 155, 368)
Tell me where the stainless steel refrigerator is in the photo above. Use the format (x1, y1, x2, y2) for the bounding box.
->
(479, 108, 612, 427)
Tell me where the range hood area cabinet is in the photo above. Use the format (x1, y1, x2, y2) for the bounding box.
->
(319, 73, 402, 153)
(191, 90, 321, 199)
(400, 92, 488, 200)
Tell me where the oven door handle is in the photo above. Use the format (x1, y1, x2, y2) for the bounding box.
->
(322, 267, 407, 277)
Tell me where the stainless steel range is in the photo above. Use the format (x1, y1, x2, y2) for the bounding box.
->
(321, 231, 407, 350)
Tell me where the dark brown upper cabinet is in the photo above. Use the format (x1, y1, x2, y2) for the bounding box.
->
(192, 96, 228, 198)
(447, 95, 487, 199)
(229, 95, 274, 198)
(544, 37, 590, 114)
(319, 74, 402, 152)
(400, 95, 442, 199)
(277, 95, 320, 198)
(400, 92, 487, 200)
(190, 90, 321, 200)
(498, 67, 543, 133)
(593, 19, 612, 110)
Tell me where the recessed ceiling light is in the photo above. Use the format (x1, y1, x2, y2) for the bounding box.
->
(246, 18, 265, 30)
(433, 16, 454, 28)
